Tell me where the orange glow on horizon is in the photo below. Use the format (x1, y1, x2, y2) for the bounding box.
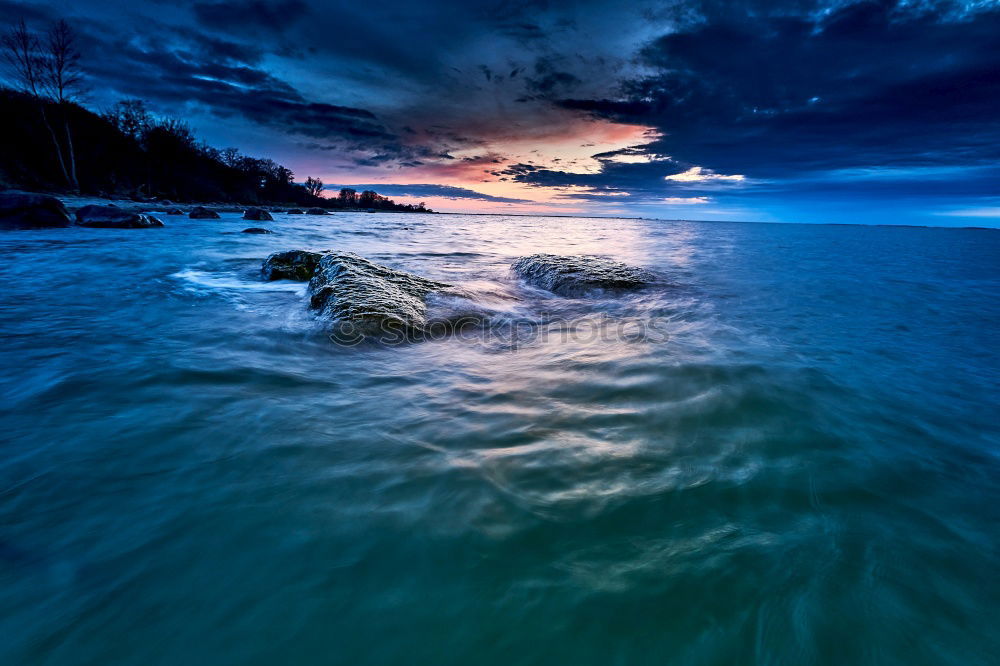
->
(326, 114, 660, 213)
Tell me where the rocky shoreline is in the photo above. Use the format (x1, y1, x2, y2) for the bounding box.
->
(1, 190, 656, 345)
(0, 190, 430, 230)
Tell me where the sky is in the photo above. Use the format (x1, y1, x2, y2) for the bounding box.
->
(2, 0, 998, 225)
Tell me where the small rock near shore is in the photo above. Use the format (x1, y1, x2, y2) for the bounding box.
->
(166, 208, 184, 215)
(306, 208, 328, 215)
(0, 191, 73, 229)
(189, 206, 221, 219)
(287, 209, 304, 215)
(243, 208, 273, 221)
(75, 204, 164, 228)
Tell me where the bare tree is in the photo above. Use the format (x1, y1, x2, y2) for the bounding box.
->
(43, 19, 83, 188)
(304, 176, 324, 197)
(219, 147, 241, 168)
(2, 18, 72, 186)
(103, 99, 152, 141)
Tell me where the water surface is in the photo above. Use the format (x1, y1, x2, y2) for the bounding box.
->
(1, 212, 998, 665)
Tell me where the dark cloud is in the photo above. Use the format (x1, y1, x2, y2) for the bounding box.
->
(525, 58, 582, 96)
(497, 159, 695, 198)
(2, 0, 997, 220)
(84, 34, 394, 144)
(0, 0, 50, 22)
(558, 0, 1000, 178)
(192, 0, 309, 32)
(173, 31, 265, 66)
(0, 0, 416, 162)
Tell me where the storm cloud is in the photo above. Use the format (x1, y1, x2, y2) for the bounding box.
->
(1, 0, 997, 222)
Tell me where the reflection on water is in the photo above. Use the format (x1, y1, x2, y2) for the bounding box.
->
(0, 212, 998, 665)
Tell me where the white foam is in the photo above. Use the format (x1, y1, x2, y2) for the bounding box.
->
(172, 269, 308, 295)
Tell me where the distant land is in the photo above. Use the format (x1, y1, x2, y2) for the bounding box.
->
(0, 88, 430, 213)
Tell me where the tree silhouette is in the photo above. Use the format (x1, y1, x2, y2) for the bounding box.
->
(338, 188, 357, 207)
(104, 99, 152, 141)
(218, 147, 241, 169)
(305, 176, 324, 197)
(1, 43, 432, 211)
(43, 19, 83, 189)
(3, 18, 73, 187)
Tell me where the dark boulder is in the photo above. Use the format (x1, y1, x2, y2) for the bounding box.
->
(0, 191, 73, 229)
(75, 204, 164, 228)
(307, 252, 451, 335)
(287, 209, 304, 215)
(511, 254, 651, 296)
(189, 206, 220, 219)
(242, 227, 273, 234)
(261, 250, 323, 281)
(306, 208, 328, 215)
(243, 208, 273, 221)
(166, 208, 184, 215)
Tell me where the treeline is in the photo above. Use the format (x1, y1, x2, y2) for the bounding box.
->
(332, 187, 428, 212)
(0, 18, 429, 211)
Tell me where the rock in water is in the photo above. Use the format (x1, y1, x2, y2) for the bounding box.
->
(166, 208, 184, 215)
(189, 206, 220, 219)
(243, 227, 273, 234)
(511, 254, 651, 296)
(0, 191, 73, 229)
(287, 209, 304, 215)
(75, 204, 164, 228)
(261, 250, 323, 281)
(306, 208, 328, 215)
(307, 252, 451, 336)
(243, 208, 273, 221)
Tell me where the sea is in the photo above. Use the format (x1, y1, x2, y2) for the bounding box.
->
(1, 210, 997, 665)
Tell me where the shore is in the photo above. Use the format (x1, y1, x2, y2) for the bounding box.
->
(44, 193, 430, 216)
(55, 194, 316, 216)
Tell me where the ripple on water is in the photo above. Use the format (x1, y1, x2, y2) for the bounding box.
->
(1, 215, 998, 665)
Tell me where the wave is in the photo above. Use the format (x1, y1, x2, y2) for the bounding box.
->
(171, 268, 308, 295)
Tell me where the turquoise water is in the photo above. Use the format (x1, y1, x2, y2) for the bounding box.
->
(0, 212, 998, 665)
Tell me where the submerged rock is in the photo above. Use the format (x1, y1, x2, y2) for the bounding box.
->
(243, 207, 273, 221)
(306, 208, 328, 215)
(75, 204, 164, 228)
(0, 191, 72, 229)
(307, 252, 452, 335)
(287, 209, 304, 215)
(242, 227, 273, 234)
(165, 208, 184, 215)
(189, 206, 220, 219)
(511, 254, 651, 296)
(261, 250, 323, 281)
